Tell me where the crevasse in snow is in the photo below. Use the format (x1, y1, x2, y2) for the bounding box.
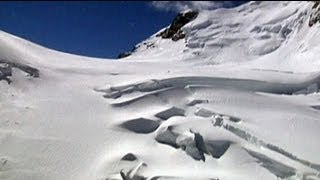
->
(1, 1, 320, 180)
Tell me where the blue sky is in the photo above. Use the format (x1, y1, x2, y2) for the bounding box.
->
(0, 2, 177, 58)
(0, 1, 246, 59)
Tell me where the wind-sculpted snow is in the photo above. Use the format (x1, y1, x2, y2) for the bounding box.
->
(0, 59, 39, 84)
(194, 107, 241, 123)
(222, 122, 320, 173)
(245, 149, 297, 179)
(128, 1, 313, 66)
(155, 107, 185, 120)
(97, 73, 320, 179)
(2, 1, 320, 180)
(97, 76, 320, 100)
(120, 118, 160, 134)
(311, 105, 320, 110)
(155, 126, 231, 161)
(0, 62, 12, 84)
(121, 153, 138, 161)
(186, 99, 208, 106)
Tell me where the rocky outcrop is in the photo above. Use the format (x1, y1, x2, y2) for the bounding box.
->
(309, 1, 320, 27)
(117, 51, 132, 59)
(117, 42, 156, 59)
(117, 11, 198, 59)
(157, 11, 198, 41)
(117, 45, 138, 59)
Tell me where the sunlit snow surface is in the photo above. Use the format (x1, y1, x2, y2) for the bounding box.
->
(1, 1, 320, 180)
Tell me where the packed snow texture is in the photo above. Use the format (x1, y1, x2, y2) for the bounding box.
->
(1, 1, 320, 180)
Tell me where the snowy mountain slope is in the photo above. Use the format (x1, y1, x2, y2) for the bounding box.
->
(1, 1, 320, 180)
(125, 1, 320, 72)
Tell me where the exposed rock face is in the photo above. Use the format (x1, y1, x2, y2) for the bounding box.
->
(117, 51, 132, 59)
(171, 29, 186, 41)
(117, 11, 198, 59)
(157, 11, 198, 41)
(117, 45, 138, 59)
(309, 1, 320, 27)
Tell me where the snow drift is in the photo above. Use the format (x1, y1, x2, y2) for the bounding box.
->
(1, 1, 320, 180)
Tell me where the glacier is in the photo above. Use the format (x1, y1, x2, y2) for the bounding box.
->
(1, 1, 320, 180)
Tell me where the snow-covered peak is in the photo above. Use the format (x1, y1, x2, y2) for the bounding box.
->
(1, 1, 319, 72)
(123, 1, 320, 72)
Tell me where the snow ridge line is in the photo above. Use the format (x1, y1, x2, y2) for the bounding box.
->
(219, 122, 320, 174)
